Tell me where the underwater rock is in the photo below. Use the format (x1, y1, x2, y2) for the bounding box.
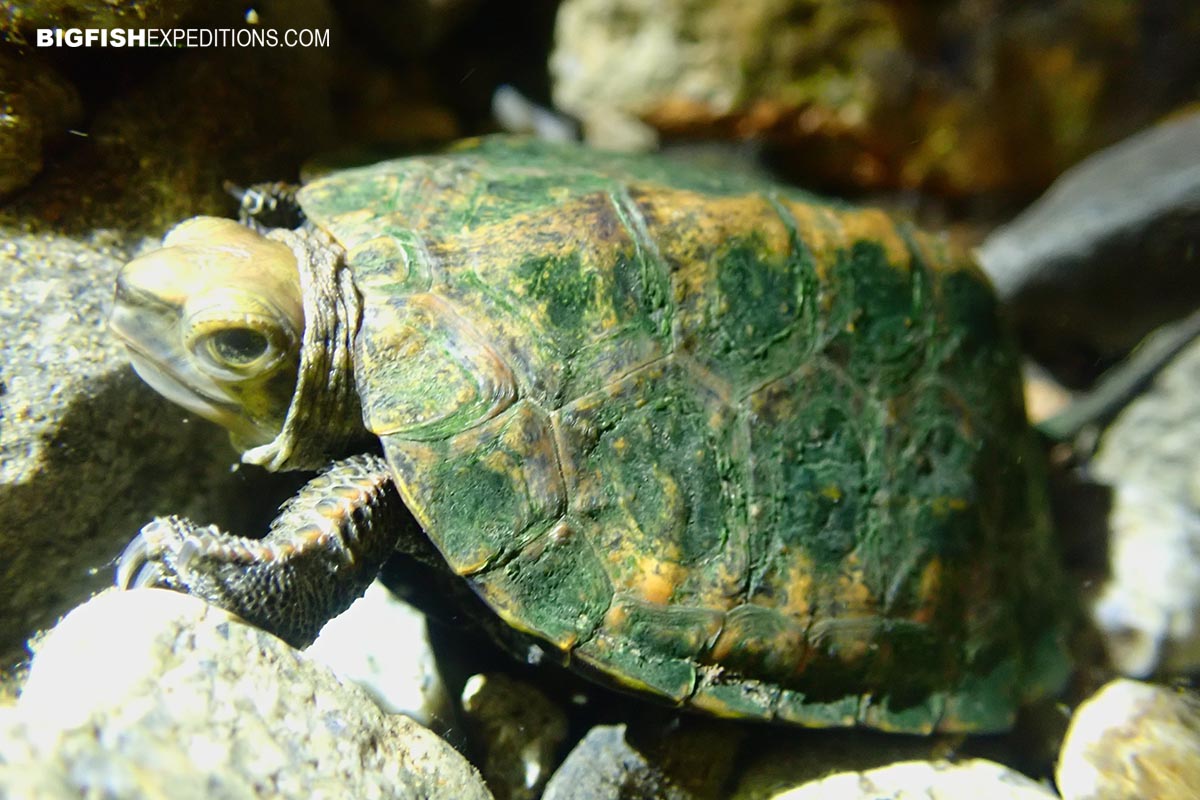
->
(307, 579, 453, 729)
(541, 719, 746, 800)
(978, 111, 1200, 368)
(0, 50, 80, 199)
(1056, 679, 1200, 800)
(727, 729, 947, 799)
(541, 724, 697, 800)
(460, 672, 569, 800)
(0, 227, 277, 664)
(550, 0, 1200, 196)
(770, 758, 1058, 800)
(0, 588, 492, 800)
(1089, 332, 1200, 676)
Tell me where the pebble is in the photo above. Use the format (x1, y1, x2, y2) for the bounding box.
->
(307, 579, 453, 729)
(461, 672, 569, 800)
(771, 758, 1058, 800)
(541, 724, 695, 800)
(1056, 679, 1200, 800)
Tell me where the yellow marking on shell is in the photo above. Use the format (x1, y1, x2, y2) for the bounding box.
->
(638, 565, 682, 606)
(604, 603, 627, 629)
(480, 450, 511, 476)
(832, 567, 876, 617)
(820, 484, 843, 502)
(931, 496, 969, 516)
(612, 436, 627, 455)
(914, 557, 944, 625)
(705, 623, 738, 663)
(327, 208, 378, 242)
(630, 187, 792, 343)
(778, 556, 816, 620)
(836, 208, 912, 270)
(777, 201, 843, 281)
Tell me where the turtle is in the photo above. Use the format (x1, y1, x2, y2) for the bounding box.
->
(110, 135, 1069, 734)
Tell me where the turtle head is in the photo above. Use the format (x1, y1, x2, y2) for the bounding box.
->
(110, 217, 304, 448)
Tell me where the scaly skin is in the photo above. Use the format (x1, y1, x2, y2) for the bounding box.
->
(117, 454, 403, 648)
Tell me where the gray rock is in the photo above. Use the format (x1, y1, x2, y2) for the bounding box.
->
(307, 579, 453, 730)
(492, 85, 580, 143)
(460, 672, 569, 800)
(978, 111, 1200, 360)
(1089, 333, 1200, 676)
(1056, 679, 1200, 800)
(0, 588, 493, 800)
(770, 759, 1058, 800)
(0, 50, 81, 198)
(0, 227, 291, 664)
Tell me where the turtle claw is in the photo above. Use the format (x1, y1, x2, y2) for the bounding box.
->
(115, 519, 181, 590)
(115, 531, 152, 590)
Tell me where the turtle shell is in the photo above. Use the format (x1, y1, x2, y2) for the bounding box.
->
(297, 136, 1068, 733)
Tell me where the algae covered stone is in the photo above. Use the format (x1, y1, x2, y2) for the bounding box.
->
(110, 136, 1069, 734)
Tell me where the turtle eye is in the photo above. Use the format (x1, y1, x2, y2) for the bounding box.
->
(188, 322, 286, 379)
(208, 327, 270, 366)
(182, 289, 298, 381)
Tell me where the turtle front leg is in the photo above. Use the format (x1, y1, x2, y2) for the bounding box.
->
(116, 454, 404, 648)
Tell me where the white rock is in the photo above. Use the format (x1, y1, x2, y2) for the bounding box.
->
(771, 759, 1058, 800)
(1090, 335, 1200, 676)
(0, 588, 492, 800)
(306, 579, 452, 728)
(1056, 678, 1200, 800)
(1090, 483, 1200, 676)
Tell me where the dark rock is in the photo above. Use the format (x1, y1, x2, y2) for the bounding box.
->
(541, 724, 696, 800)
(978, 112, 1200, 373)
(461, 672, 569, 800)
(0, 50, 80, 198)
